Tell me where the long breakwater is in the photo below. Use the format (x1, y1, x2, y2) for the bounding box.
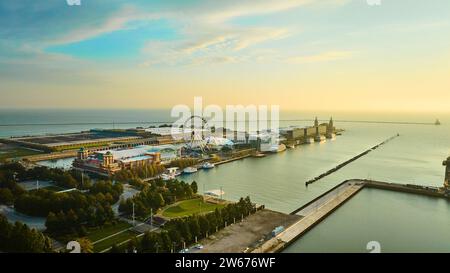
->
(305, 134, 400, 186)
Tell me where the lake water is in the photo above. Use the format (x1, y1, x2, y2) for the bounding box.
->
(1, 109, 449, 252)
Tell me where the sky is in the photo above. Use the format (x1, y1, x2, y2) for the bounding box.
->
(0, 0, 450, 112)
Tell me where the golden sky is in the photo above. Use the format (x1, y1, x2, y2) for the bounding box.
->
(1, 0, 450, 112)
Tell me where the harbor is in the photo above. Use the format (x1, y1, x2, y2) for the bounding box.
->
(253, 180, 364, 253)
(252, 178, 450, 253)
(1, 113, 449, 253)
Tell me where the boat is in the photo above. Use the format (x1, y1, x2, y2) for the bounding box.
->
(277, 144, 287, 153)
(435, 119, 441, 125)
(260, 143, 287, 153)
(314, 135, 326, 143)
(161, 173, 176, 181)
(202, 162, 215, 169)
(183, 167, 198, 174)
(166, 167, 181, 177)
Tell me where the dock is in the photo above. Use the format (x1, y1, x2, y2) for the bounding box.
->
(252, 178, 448, 253)
(253, 180, 364, 253)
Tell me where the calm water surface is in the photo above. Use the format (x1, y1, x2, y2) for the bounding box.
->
(1, 110, 449, 252)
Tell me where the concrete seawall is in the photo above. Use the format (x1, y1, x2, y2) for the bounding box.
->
(253, 179, 447, 253)
(363, 180, 446, 198)
(253, 180, 364, 253)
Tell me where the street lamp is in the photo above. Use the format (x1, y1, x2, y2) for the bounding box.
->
(132, 202, 135, 227)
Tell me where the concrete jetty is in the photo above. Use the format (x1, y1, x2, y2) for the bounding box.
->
(305, 134, 399, 186)
(253, 178, 448, 253)
(253, 180, 364, 253)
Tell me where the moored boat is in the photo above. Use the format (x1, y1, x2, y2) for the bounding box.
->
(202, 162, 215, 169)
(183, 167, 198, 174)
(161, 173, 175, 181)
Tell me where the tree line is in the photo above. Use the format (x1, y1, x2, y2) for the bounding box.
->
(0, 162, 92, 206)
(15, 180, 122, 217)
(168, 158, 198, 169)
(12, 180, 122, 239)
(0, 214, 53, 253)
(112, 197, 255, 253)
(113, 163, 165, 182)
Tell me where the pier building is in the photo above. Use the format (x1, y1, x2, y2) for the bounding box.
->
(280, 118, 331, 144)
(72, 145, 183, 176)
(326, 117, 336, 139)
(314, 117, 326, 142)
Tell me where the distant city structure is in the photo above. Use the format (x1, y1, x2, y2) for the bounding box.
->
(1, 128, 178, 152)
(280, 117, 335, 145)
(326, 117, 336, 139)
(314, 117, 326, 142)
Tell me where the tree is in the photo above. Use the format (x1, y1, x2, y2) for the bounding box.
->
(0, 188, 14, 205)
(154, 193, 165, 208)
(191, 181, 198, 194)
(185, 186, 193, 198)
(168, 229, 182, 245)
(179, 221, 192, 243)
(160, 231, 172, 252)
(45, 212, 58, 232)
(198, 216, 210, 237)
(77, 238, 94, 253)
(188, 217, 200, 238)
(1, 216, 53, 253)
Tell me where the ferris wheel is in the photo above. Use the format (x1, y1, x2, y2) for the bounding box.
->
(182, 115, 211, 153)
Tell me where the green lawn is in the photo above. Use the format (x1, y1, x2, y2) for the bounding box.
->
(87, 222, 132, 243)
(93, 230, 138, 253)
(0, 147, 43, 160)
(161, 198, 225, 218)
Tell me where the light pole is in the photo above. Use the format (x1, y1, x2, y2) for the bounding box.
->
(81, 170, 84, 189)
(132, 202, 135, 227)
(150, 208, 153, 228)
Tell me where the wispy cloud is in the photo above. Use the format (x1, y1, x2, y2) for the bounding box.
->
(287, 50, 354, 64)
(140, 27, 289, 66)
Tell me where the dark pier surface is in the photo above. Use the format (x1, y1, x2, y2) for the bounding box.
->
(305, 134, 400, 186)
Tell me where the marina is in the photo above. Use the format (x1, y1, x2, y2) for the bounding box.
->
(254, 179, 449, 253)
(254, 180, 364, 253)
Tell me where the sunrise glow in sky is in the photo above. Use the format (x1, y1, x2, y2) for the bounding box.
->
(1, 0, 450, 112)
